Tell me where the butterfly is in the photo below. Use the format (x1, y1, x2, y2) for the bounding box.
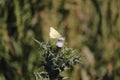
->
(49, 27, 62, 38)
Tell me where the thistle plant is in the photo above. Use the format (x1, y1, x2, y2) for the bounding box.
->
(34, 27, 82, 80)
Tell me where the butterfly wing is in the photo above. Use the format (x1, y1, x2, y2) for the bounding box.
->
(49, 27, 61, 38)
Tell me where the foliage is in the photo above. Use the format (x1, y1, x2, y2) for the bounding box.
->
(0, 0, 120, 80)
(34, 39, 82, 80)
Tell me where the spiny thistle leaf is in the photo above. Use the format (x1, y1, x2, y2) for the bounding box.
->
(34, 39, 83, 80)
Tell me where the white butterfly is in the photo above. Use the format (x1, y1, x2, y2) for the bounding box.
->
(49, 27, 61, 38)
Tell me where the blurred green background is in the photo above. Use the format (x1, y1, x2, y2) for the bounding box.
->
(0, 0, 120, 80)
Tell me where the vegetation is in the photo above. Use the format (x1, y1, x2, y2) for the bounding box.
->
(34, 38, 82, 80)
(0, 0, 120, 80)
